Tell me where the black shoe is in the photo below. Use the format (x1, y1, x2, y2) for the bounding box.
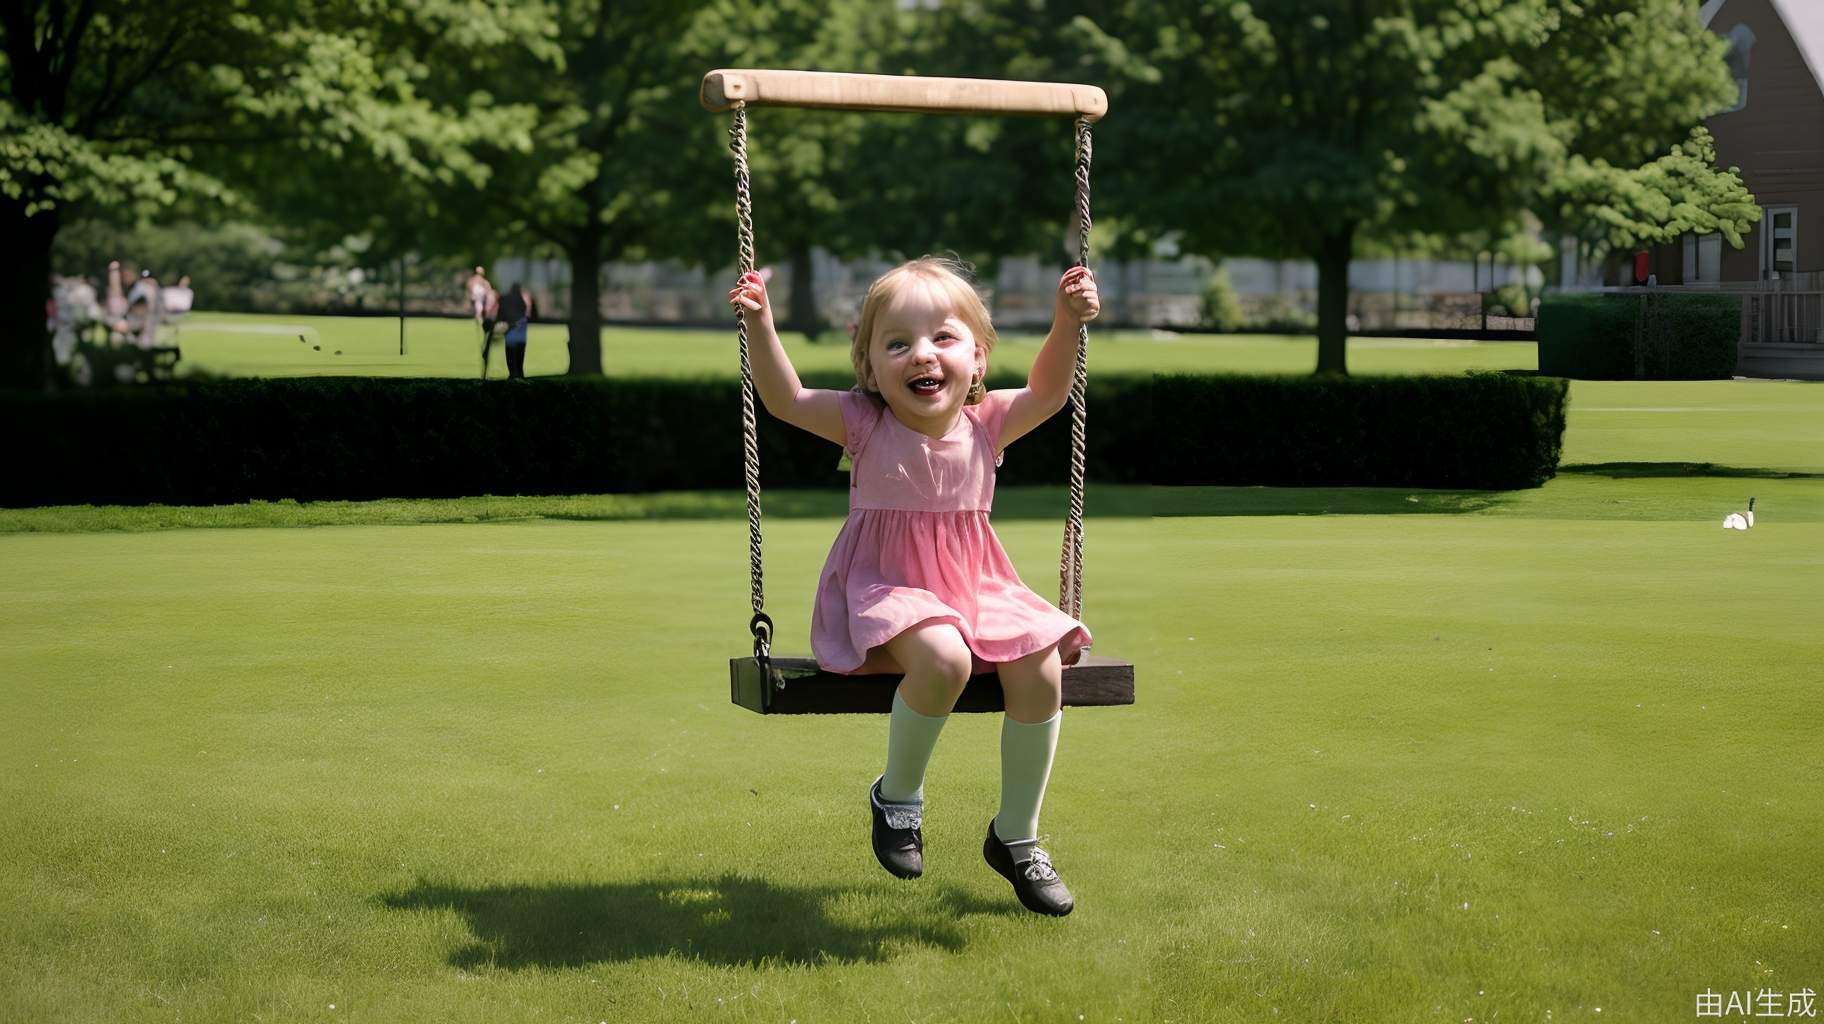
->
(983, 820, 1074, 916)
(869, 777, 923, 879)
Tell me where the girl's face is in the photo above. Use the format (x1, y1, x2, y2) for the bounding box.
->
(867, 281, 985, 435)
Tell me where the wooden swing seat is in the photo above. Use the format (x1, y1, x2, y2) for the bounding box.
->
(730, 654, 1135, 715)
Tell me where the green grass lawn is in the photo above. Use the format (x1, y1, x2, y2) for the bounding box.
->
(1560, 379, 1824, 474)
(4, 333, 1821, 1021)
(171, 309, 1538, 379)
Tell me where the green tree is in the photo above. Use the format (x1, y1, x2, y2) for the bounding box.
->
(1, 0, 544, 390)
(682, 0, 877, 341)
(1546, 125, 1760, 273)
(1080, 0, 1748, 374)
(855, 1, 1144, 271)
(406, 0, 898, 366)
(404, 0, 742, 374)
(1523, 2, 1759, 277)
(684, 1, 1086, 341)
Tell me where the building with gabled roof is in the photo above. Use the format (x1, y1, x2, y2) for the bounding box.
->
(1661, 0, 1824, 284)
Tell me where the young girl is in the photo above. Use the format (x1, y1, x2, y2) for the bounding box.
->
(728, 256, 1099, 917)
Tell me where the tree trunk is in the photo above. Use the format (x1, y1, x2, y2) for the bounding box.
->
(1314, 228, 1355, 376)
(566, 228, 603, 375)
(1, 200, 58, 391)
(786, 240, 823, 341)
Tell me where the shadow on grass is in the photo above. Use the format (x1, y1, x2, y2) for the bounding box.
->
(378, 875, 1015, 968)
(1152, 486, 1512, 517)
(1559, 462, 1824, 480)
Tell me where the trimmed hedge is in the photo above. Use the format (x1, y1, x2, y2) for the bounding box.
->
(1, 371, 1566, 506)
(1151, 372, 1565, 489)
(604, 371, 1155, 493)
(0, 375, 1147, 507)
(1538, 291, 1740, 379)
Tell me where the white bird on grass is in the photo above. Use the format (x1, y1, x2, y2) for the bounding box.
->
(1722, 496, 1756, 531)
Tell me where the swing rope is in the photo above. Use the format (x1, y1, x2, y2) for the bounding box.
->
(729, 102, 771, 661)
(1062, 116, 1092, 621)
(726, 103, 1094, 651)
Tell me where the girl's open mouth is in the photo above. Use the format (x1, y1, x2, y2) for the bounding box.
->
(909, 376, 943, 397)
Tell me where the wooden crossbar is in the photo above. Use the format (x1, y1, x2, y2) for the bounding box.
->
(700, 69, 1107, 122)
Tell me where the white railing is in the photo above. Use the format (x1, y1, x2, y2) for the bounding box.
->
(1742, 285, 1823, 345)
(1613, 273, 1822, 345)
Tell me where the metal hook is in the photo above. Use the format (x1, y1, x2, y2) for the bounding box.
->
(749, 611, 773, 660)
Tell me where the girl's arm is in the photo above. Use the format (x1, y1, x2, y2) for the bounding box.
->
(729, 271, 846, 446)
(997, 267, 1099, 448)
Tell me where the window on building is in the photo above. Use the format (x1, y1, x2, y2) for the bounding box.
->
(1762, 207, 1797, 279)
(1723, 24, 1755, 112)
(1683, 232, 1723, 283)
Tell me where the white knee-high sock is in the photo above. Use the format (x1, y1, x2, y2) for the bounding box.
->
(994, 709, 1061, 843)
(880, 688, 949, 804)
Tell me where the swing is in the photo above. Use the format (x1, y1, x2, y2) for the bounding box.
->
(702, 69, 1137, 715)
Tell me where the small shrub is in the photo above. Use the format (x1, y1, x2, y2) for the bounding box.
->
(1490, 283, 1535, 318)
(1200, 266, 1245, 331)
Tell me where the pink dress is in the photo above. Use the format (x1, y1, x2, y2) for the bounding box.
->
(811, 389, 1092, 676)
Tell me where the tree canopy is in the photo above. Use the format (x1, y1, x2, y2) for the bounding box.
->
(1, 0, 548, 388)
(1083, 0, 1751, 373)
(4, 0, 1762, 388)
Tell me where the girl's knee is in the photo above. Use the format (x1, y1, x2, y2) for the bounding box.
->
(999, 643, 1063, 706)
(894, 622, 974, 690)
(925, 634, 976, 693)
(1008, 642, 1062, 678)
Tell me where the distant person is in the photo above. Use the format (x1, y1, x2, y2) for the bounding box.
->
(162, 275, 195, 318)
(125, 268, 161, 348)
(479, 284, 502, 377)
(466, 266, 492, 322)
(104, 260, 129, 340)
(49, 275, 101, 367)
(497, 281, 533, 379)
(67, 274, 100, 325)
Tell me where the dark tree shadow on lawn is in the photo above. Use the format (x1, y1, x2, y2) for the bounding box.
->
(377, 875, 1015, 968)
(1151, 486, 1514, 517)
(1559, 462, 1824, 479)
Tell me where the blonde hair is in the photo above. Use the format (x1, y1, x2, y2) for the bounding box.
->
(850, 256, 998, 405)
